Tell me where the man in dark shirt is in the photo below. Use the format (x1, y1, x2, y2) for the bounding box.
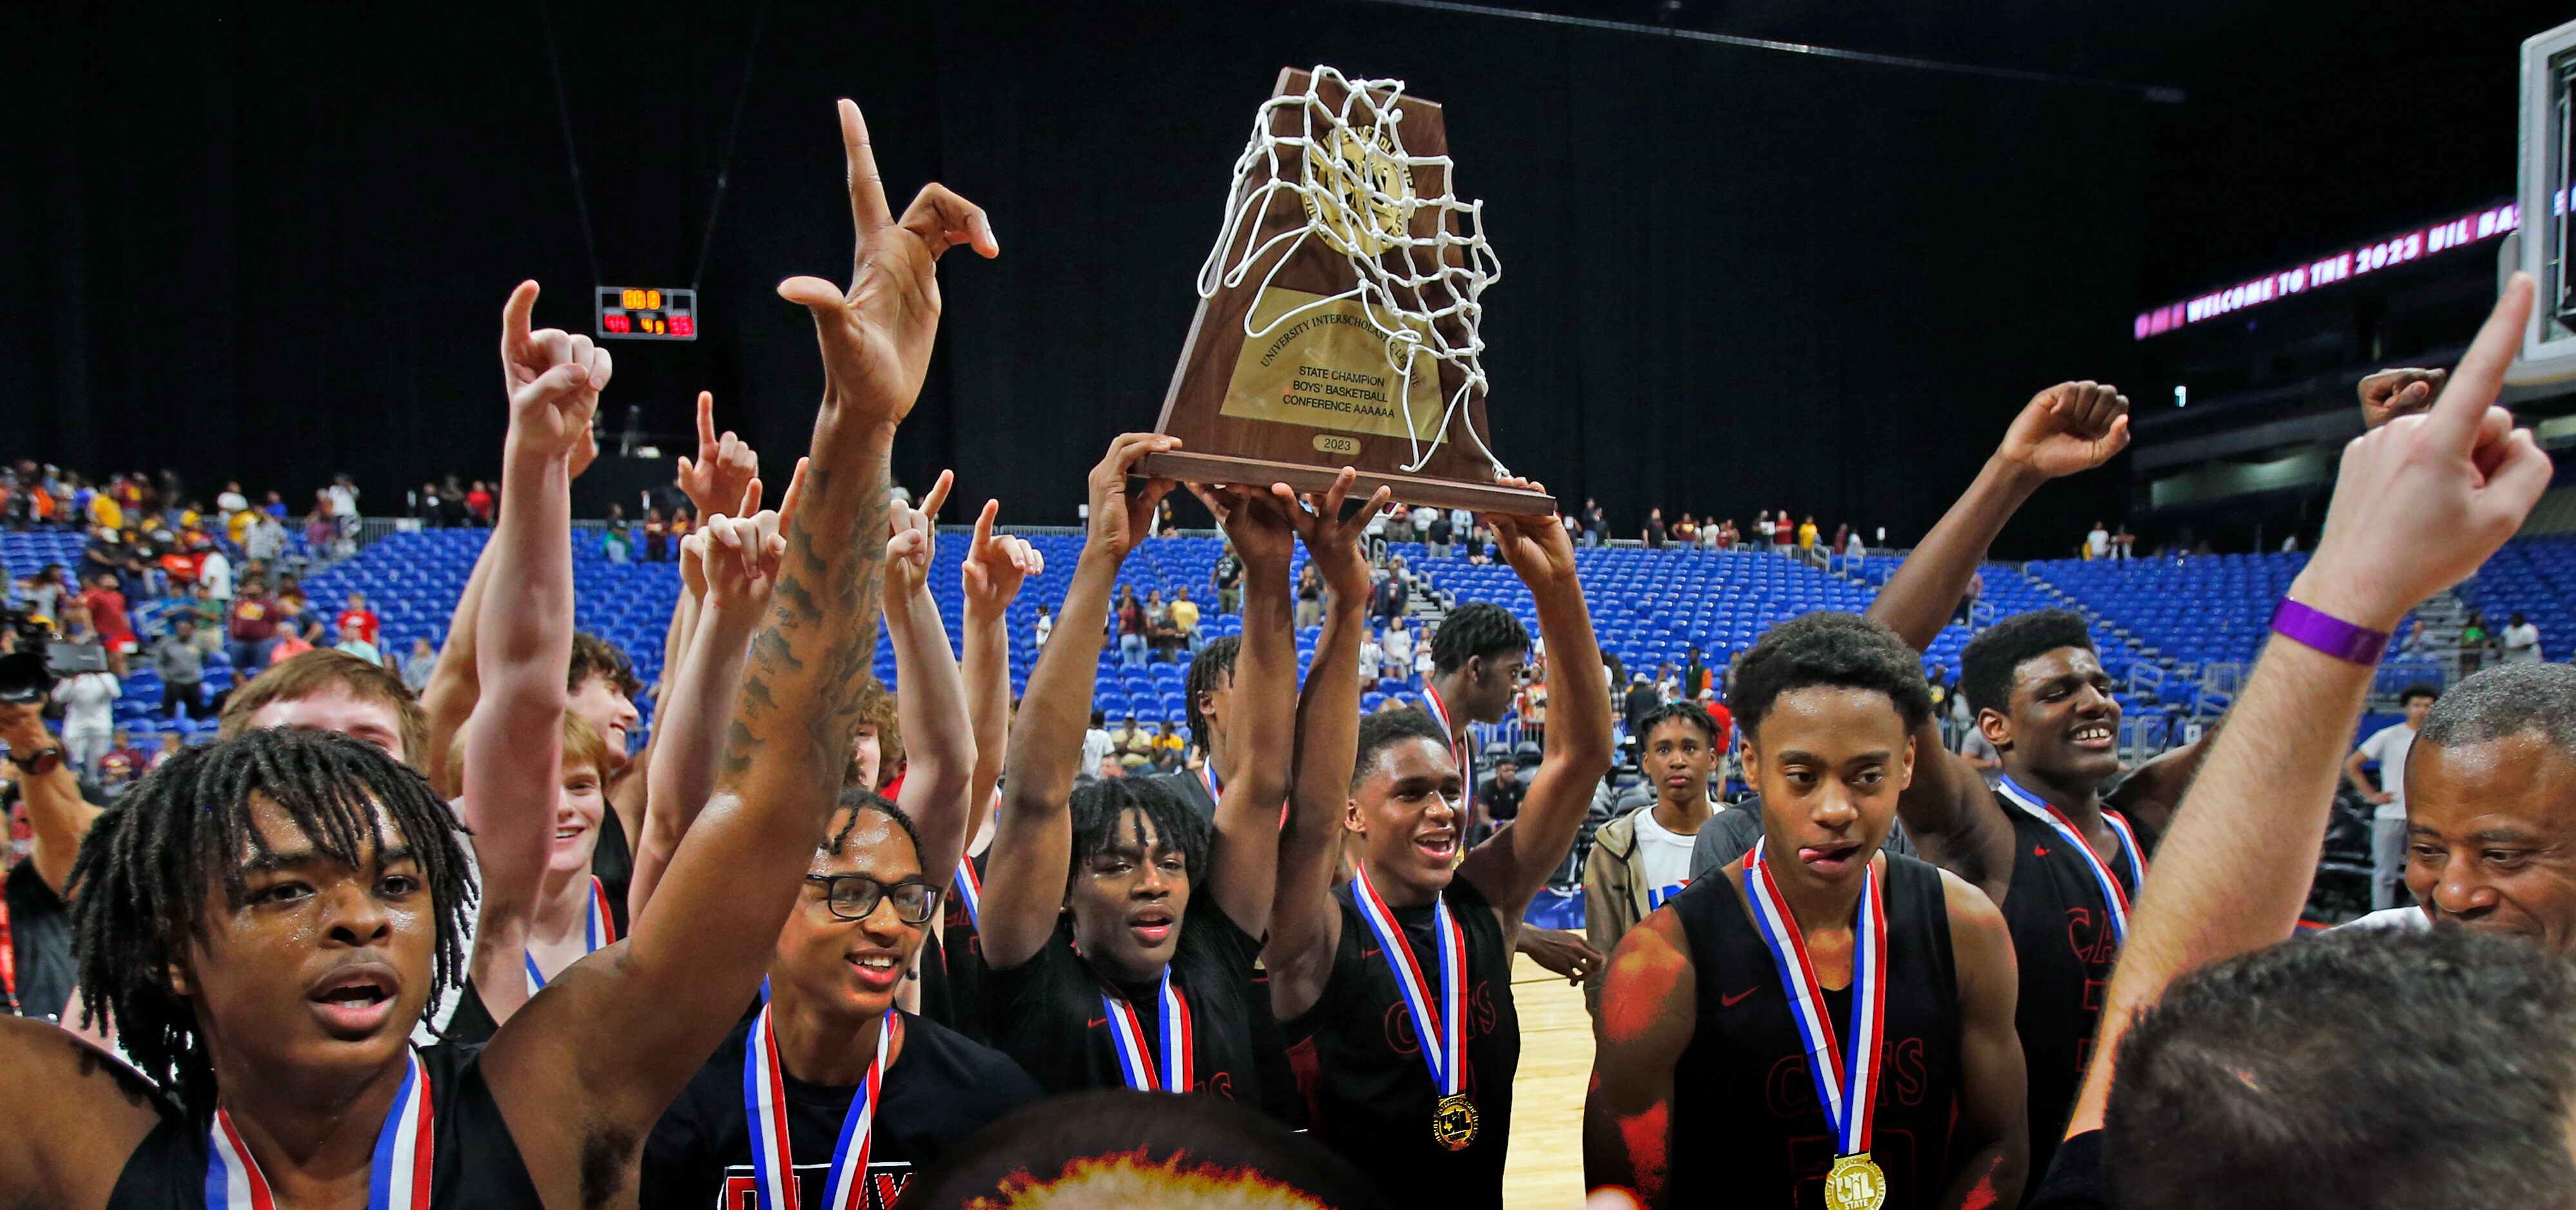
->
(1211, 544, 1244, 616)
(0, 700, 101, 1021)
(1622, 675, 1660, 737)
(977, 434, 1302, 1108)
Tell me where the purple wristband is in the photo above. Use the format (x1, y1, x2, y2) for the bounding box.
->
(2270, 597, 2390, 666)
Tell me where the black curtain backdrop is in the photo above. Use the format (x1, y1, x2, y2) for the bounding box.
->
(2, 0, 2142, 555)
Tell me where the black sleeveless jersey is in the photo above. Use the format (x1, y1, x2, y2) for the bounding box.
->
(1666, 854, 1961, 1209)
(105, 1042, 543, 1209)
(2001, 806, 2156, 1196)
(981, 892, 1266, 1105)
(1282, 876, 1520, 1210)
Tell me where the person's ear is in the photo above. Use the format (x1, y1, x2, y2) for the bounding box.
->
(1898, 732, 1918, 792)
(1978, 707, 2014, 751)
(1343, 797, 1367, 837)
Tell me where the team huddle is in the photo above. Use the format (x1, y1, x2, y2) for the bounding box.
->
(0, 99, 2564, 1210)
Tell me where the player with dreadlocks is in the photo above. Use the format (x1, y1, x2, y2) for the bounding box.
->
(974, 432, 1301, 1104)
(0, 99, 995, 1207)
(1170, 633, 1243, 820)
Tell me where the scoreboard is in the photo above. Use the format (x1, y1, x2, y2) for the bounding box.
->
(596, 286, 697, 340)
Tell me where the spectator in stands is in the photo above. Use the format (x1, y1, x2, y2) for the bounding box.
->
(333, 591, 379, 650)
(1797, 513, 1819, 553)
(151, 617, 207, 719)
(1033, 603, 1053, 650)
(602, 503, 631, 562)
(214, 479, 247, 525)
(2399, 617, 2435, 657)
(1078, 708, 1114, 785)
(1370, 561, 1408, 622)
(242, 508, 286, 583)
(2113, 524, 2135, 559)
(1410, 503, 1439, 546)
(2461, 610, 2495, 678)
(2347, 683, 2439, 912)
(401, 636, 438, 693)
(196, 535, 231, 604)
(1113, 584, 1147, 667)
(1622, 671, 1658, 738)
(334, 619, 381, 666)
(301, 503, 335, 555)
(1955, 566, 1985, 625)
(1213, 541, 1244, 614)
(55, 667, 118, 776)
(1426, 507, 1455, 558)
(146, 730, 182, 773)
(2504, 611, 2544, 664)
(79, 572, 133, 675)
(1383, 500, 1415, 544)
(1358, 624, 1385, 688)
(1582, 498, 1607, 547)
(1383, 615, 1414, 677)
(465, 478, 495, 525)
(98, 729, 148, 788)
(2086, 520, 2111, 559)
(1675, 513, 1698, 545)
(1772, 509, 1796, 553)
(269, 618, 317, 665)
(1294, 561, 1323, 629)
(1517, 667, 1548, 747)
(1414, 642, 1434, 689)
(1171, 585, 1202, 655)
(1111, 712, 1155, 770)
(1480, 754, 1525, 823)
(1643, 506, 1667, 548)
(15, 563, 66, 625)
(1152, 718, 1186, 772)
(1844, 525, 1865, 565)
(644, 506, 669, 561)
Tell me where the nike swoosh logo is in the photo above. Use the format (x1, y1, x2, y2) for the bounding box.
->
(1720, 987, 1758, 1007)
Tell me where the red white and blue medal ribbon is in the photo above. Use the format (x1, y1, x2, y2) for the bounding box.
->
(208, 1047, 432, 1210)
(743, 1005, 899, 1210)
(1198, 762, 1222, 805)
(1422, 686, 1474, 819)
(1742, 842, 1885, 1160)
(1101, 968, 1193, 1093)
(1351, 865, 1466, 1099)
(524, 875, 617, 993)
(951, 859, 983, 932)
(1996, 776, 2144, 945)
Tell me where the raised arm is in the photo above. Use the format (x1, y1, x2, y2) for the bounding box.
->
(2062, 275, 2548, 1140)
(1185, 482, 1302, 936)
(1457, 494, 1615, 931)
(958, 498, 1043, 853)
(628, 481, 788, 917)
(1583, 908, 1698, 1207)
(1265, 470, 1385, 1021)
(1, 702, 103, 896)
(420, 534, 497, 798)
(884, 471, 976, 883)
(1866, 383, 2129, 899)
(461, 282, 610, 1009)
(479, 100, 997, 1202)
(982, 434, 1177, 970)
(1937, 869, 2028, 1210)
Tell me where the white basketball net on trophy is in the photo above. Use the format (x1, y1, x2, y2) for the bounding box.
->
(1195, 66, 1508, 476)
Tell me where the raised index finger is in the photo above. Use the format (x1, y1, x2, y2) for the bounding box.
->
(697, 391, 717, 451)
(972, 497, 999, 552)
(919, 468, 955, 521)
(502, 280, 540, 355)
(2428, 273, 2534, 452)
(839, 99, 894, 246)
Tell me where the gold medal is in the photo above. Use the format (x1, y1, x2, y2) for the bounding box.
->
(1822, 1151, 1887, 1210)
(1430, 1091, 1479, 1151)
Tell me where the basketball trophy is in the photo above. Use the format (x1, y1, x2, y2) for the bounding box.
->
(1142, 67, 1552, 514)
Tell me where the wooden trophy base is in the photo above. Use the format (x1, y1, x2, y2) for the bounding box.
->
(1135, 450, 1553, 515)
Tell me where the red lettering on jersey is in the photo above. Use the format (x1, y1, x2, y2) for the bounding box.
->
(724, 1175, 757, 1210)
(2066, 906, 2117, 966)
(872, 1172, 909, 1207)
(1889, 1036, 1928, 1106)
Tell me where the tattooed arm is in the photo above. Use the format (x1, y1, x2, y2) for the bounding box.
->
(480, 99, 997, 1207)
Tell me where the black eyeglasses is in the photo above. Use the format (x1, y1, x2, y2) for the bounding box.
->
(805, 874, 943, 923)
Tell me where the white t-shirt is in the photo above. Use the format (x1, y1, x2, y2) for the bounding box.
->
(2503, 622, 2542, 662)
(1412, 506, 1439, 533)
(2086, 528, 2110, 557)
(2357, 722, 2417, 821)
(1034, 615, 1052, 648)
(58, 671, 120, 736)
(199, 550, 233, 600)
(215, 490, 249, 517)
(324, 485, 359, 519)
(1631, 807, 1701, 910)
(1383, 627, 1413, 665)
(1358, 640, 1383, 682)
(1415, 649, 1434, 678)
(2335, 905, 2431, 934)
(1080, 728, 1115, 776)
